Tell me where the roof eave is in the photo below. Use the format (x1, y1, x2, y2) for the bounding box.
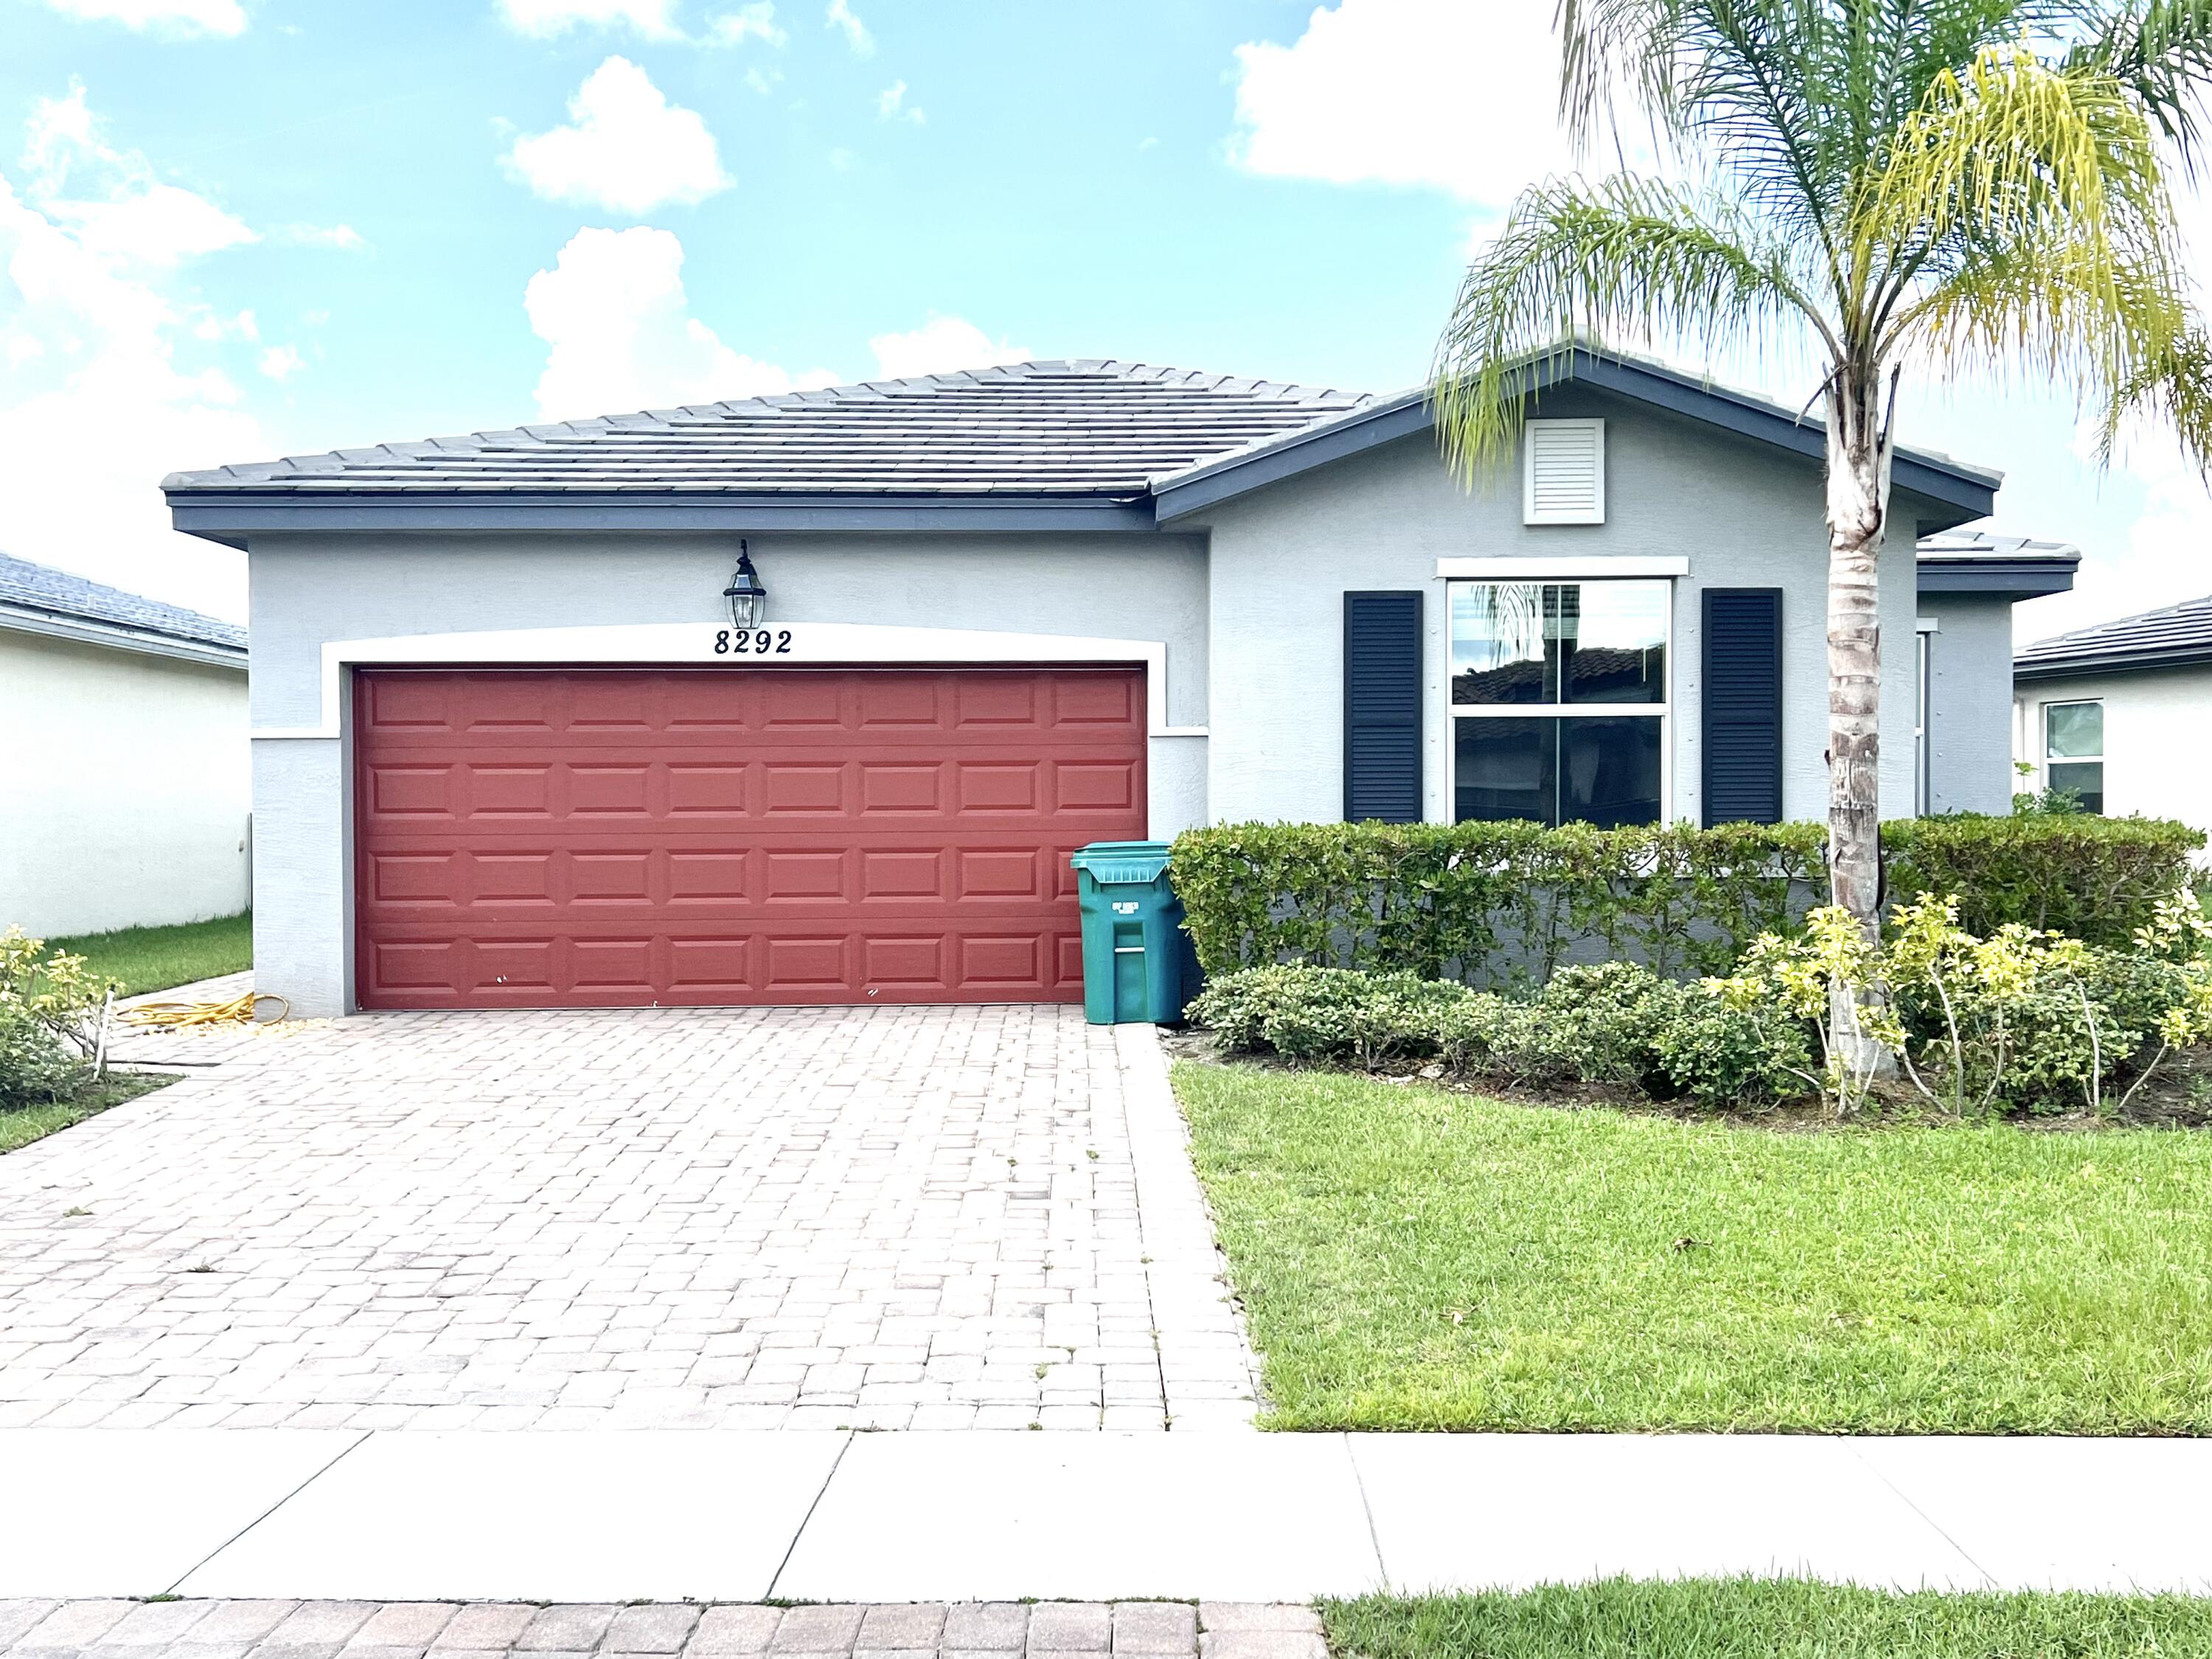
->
(2015, 643, 2212, 681)
(164, 489, 1164, 545)
(1150, 347, 2001, 527)
(1916, 558, 2079, 599)
(0, 602, 246, 668)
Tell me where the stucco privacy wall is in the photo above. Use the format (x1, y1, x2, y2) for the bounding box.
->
(1919, 594, 2017, 815)
(246, 532, 1208, 1015)
(0, 630, 249, 937)
(2014, 664, 2212, 835)
(1190, 389, 1935, 827)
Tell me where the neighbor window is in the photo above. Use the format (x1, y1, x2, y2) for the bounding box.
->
(1449, 579, 1667, 827)
(2043, 699, 2104, 813)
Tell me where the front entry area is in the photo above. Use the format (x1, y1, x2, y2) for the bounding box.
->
(352, 664, 1147, 1009)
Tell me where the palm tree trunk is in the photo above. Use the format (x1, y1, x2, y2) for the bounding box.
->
(1825, 364, 1893, 1079)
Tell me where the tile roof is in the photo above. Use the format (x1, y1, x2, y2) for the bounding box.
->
(162, 361, 1374, 498)
(2016, 591, 2212, 676)
(0, 552, 246, 659)
(1916, 529, 2081, 566)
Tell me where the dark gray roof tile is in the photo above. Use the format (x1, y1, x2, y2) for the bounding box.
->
(162, 360, 1373, 498)
(2017, 591, 2212, 675)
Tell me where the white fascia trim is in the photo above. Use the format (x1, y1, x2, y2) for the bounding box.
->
(1435, 556, 1691, 580)
(0, 606, 246, 670)
(250, 621, 1205, 740)
(1916, 616, 1941, 633)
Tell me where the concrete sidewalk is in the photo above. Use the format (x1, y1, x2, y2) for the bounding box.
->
(4, 1430, 2208, 1604)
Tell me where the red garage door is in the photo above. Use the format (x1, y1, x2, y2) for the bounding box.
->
(352, 666, 1147, 1009)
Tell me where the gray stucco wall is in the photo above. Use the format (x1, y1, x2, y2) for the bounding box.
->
(1920, 593, 2018, 815)
(1189, 388, 1933, 828)
(247, 532, 1208, 1014)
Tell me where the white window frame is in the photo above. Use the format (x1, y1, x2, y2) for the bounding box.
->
(1444, 576, 1672, 827)
(1523, 419, 1607, 525)
(2042, 697, 2105, 811)
(1913, 619, 1937, 815)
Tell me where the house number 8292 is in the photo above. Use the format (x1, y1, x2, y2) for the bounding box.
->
(715, 629, 792, 655)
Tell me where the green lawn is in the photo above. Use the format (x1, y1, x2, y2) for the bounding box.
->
(1174, 1060, 2212, 1433)
(46, 911, 251, 997)
(0, 1072, 173, 1155)
(1324, 1582, 2212, 1659)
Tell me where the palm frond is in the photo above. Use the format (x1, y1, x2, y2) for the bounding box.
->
(2098, 326, 2212, 464)
(1430, 175, 1826, 479)
(2069, 0, 2212, 167)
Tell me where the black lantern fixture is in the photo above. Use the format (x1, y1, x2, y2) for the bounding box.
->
(723, 541, 768, 630)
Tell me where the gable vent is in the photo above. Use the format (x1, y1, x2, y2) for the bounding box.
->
(1523, 419, 1606, 525)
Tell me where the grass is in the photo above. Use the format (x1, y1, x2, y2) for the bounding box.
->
(1324, 1582, 2212, 1658)
(46, 911, 251, 997)
(0, 1071, 174, 1154)
(1173, 1060, 2212, 1433)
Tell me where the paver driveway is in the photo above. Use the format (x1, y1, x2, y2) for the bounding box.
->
(0, 1006, 1256, 1430)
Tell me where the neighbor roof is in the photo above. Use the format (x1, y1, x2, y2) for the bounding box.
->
(1915, 529, 2080, 599)
(2016, 591, 2212, 680)
(0, 552, 246, 668)
(163, 349, 2006, 544)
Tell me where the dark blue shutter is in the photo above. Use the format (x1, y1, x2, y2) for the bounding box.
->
(1343, 591, 1424, 822)
(1702, 588, 1783, 825)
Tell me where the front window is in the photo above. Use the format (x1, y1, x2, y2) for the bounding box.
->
(1450, 579, 1668, 827)
(2044, 700, 2104, 813)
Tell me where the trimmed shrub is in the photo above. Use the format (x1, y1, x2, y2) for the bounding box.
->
(1882, 813, 2202, 950)
(1169, 820, 1826, 987)
(0, 927, 111, 1110)
(1172, 813, 2202, 984)
(1189, 961, 1812, 1110)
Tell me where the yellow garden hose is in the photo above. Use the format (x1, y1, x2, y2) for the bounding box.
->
(120, 991, 290, 1029)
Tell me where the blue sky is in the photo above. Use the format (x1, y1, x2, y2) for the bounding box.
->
(2, 0, 2205, 639)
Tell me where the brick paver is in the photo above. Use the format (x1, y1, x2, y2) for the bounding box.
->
(0, 1603, 1319, 1659)
(0, 1006, 1257, 1430)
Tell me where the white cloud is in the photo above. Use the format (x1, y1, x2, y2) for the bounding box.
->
(38, 0, 246, 35)
(495, 0, 682, 40)
(875, 80, 923, 125)
(1228, 0, 1567, 208)
(526, 226, 838, 421)
(708, 1, 785, 46)
(868, 316, 1027, 380)
(0, 89, 268, 620)
(279, 222, 366, 250)
(744, 66, 782, 94)
(825, 0, 872, 55)
(257, 343, 303, 380)
(22, 85, 259, 271)
(505, 58, 733, 215)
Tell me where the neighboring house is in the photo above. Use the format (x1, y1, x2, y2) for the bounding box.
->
(1914, 531, 2081, 815)
(0, 552, 250, 939)
(2014, 591, 2212, 829)
(163, 349, 2065, 1016)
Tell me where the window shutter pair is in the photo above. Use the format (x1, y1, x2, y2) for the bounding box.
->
(1341, 587, 1784, 827)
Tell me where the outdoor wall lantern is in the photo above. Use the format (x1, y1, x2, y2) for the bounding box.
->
(723, 541, 768, 630)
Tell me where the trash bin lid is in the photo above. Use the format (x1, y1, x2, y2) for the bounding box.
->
(1068, 840, 1173, 884)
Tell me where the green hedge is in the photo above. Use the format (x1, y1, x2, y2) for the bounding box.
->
(1884, 813, 2203, 946)
(1170, 814, 2202, 984)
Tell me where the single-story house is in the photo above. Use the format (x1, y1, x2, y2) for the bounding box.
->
(162, 349, 2069, 1017)
(2014, 589, 2212, 829)
(0, 552, 251, 939)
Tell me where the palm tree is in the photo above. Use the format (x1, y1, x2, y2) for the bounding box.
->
(1433, 0, 2212, 1060)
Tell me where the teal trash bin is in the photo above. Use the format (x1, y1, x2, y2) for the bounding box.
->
(1069, 841, 1185, 1026)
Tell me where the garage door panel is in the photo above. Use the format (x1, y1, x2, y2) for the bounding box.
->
(355, 667, 1144, 1008)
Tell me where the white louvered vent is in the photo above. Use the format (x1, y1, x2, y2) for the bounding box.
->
(1523, 419, 1606, 525)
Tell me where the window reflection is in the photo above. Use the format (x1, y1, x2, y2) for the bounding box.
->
(1451, 580, 1666, 706)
